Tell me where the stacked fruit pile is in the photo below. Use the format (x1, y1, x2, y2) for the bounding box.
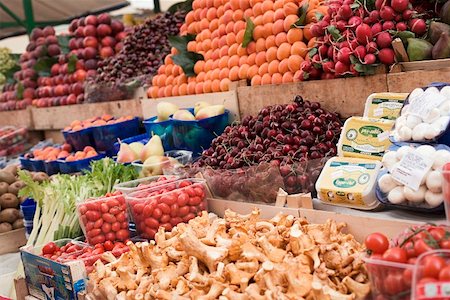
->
(148, 0, 328, 97)
(194, 95, 342, 194)
(0, 27, 62, 111)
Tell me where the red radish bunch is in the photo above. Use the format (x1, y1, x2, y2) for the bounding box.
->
(299, 0, 427, 80)
(78, 191, 130, 245)
(193, 96, 342, 194)
(40, 240, 129, 273)
(128, 179, 207, 239)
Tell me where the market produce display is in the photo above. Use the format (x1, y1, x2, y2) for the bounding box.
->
(364, 224, 450, 299)
(63, 115, 133, 132)
(193, 95, 342, 194)
(0, 165, 30, 233)
(147, 0, 328, 97)
(0, 47, 17, 86)
(87, 209, 369, 299)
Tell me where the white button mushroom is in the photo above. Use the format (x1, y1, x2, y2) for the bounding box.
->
(398, 126, 412, 141)
(416, 145, 437, 157)
(401, 105, 410, 115)
(423, 108, 441, 124)
(424, 124, 440, 140)
(409, 88, 424, 104)
(421, 171, 431, 185)
(425, 86, 440, 95)
(440, 86, 450, 102)
(396, 145, 414, 161)
(404, 185, 426, 203)
(382, 151, 399, 171)
(433, 150, 450, 170)
(406, 115, 422, 129)
(412, 123, 430, 141)
(395, 115, 407, 128)
(424, 190, 444, 208)
(439, 101, 450, 116)
(433, 116, 450, 132)
(426, 170, 443, 193)
(379, 173, 399, 193)
(388, 186, 406, 204)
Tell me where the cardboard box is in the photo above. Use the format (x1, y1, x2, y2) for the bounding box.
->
(20, 246, 87, 300)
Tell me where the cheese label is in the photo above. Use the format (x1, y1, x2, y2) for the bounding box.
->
(365, 93, 408, 120)
(339, 117, 394, 161)
(318, 159, 378, 207)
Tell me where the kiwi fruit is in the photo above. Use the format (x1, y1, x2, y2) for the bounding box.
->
(0, 222, 12, 233)
(0, 171, 16, 184)
(3, 165, 18, 176)
(12, 219, 24, 229)
(0, 193, 18, 209)
(0, 182, 9, 195)
(0, 208, 20, 223)
(32, 172, 49, 182)
(8, 181, 25, 195)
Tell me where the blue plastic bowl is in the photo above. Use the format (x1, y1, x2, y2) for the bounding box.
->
(58, 153, 106, 174)
(171, 109, 230, 156)
(19, 156, 34, 171)
(113, 133, 149, 155)
(62, 127, 95, 151)
(44, 160, 60, 175)
(92, 117, 140, 155)
(29, 158, 45, 172)
(143, 117, 174, 150)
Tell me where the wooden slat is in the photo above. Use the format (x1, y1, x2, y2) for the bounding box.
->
(31, 99, 143, 130)
(43, 130, 65, 144)
(400, 58, 450, 72)
(141, 90, 241, 121)
(0, 108, 33, 129)
(237, 74, 389, 118)
(387, 68, 450, 92)
(0, 228, 26, 255)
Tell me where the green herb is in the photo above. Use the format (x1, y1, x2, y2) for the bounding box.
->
(242, 18, 255, 48)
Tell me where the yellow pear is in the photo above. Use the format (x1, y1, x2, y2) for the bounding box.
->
(141, 135, 165, 162)
(194, 101, 211, 115)
(196, 105, 225, 120)
(129, 142, 144, 158)
(142, 156, 170, 176)
(117, 143, 137, 163)
(173, 110, 196, 121)
(157, 102, 179, 121)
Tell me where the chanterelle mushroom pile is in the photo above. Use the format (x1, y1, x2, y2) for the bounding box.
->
(86, 209, 369, 300)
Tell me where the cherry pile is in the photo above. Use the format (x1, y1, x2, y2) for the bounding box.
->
(194, 96, 342, 194)
(93, 11, 186, 85)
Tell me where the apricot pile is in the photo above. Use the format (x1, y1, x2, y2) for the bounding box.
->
(25, 143, 72, 161)
(148, 0, 327, 98)
(63, 114, 134, 132)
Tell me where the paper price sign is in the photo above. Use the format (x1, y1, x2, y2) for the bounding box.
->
(391, 151, 433, 191)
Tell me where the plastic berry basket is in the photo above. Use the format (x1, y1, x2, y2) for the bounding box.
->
(29, 158, 45, 172)
(44, 160, 60, 176)
(113, 175, 180, 195)
(0, 126, 28, 150)
(77, 193, 130, 246)
(62, 127, 95, 152)
(126, 178, 209, 239)
(92, 117, 140, 155)
(413, 250, 450, 300)
(112, 133, 149, 154)
(143, 116, 174, 150)
(19, 155, 34, 171)
(57, 152, 106, 174)
(363, 255, 414, 300)
(171, 109, 230, 156)
(132, 150, 193, 178)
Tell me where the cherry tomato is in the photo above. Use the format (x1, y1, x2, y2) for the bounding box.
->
(384, 273, 405, 295)
(402, 268, 413, 288)
(178, 206, 190, 217)
(170, 217, 183, 227)
(92, 248, 104, 255)
(107, 199, 120, 208)
(100, 203, 109, 213)
(414, 239, 436, 256)
(429, 227, 446, 242)
(111, 222, 121, 232)
(179, 180, 192, 188)
(440, 240, 450, 249)
(194, 187, 204, 197)
(185, 187, 196, 197)
(78, 205, 88, 215)
(42, 242, 57, 255)
(88, 228, 102, 238)
(143, 204, 154, 217)
(116, 212, 127, 222)
(170, 204, 179, 217)
(116, 229, 129, 241)
(189, 196, 203, 206)
(402, 241, 416, 258)
(85, 210, 100, 222)
(121, 221, 128, 229)
(158, 203, 171, 215)
(160, 214, 171, 223)
(182, 213, 196, 222)
(160, 223, 172, 231)
(105, 232, 116, 241)
(382, 247, 408, 263)
(364, 232, 389, 254)
(177, 193, 189, 206)
(110, 207, 121, 215)
(94, 218, 103, 228)
(102, 213, 116, 224)
(152, 208, 163, 219)
(133, 203, 144, 215)
(90, 235, 105, 245)
(439, 265, 450, 281)
(422, 255, 446, 279)
(161, 195, 176, 206)
(101, 222, 111, 233)
(144, 218, 159, 229)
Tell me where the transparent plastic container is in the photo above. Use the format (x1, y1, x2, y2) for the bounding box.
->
(364, 255, 414, 300)
(413, 250, 450, 300)
(58, 152, 106, 174)
(77, 193, 130, 245)
(126, 178, 208, 239)
(143, 117, 174, 150)
(62, 127, 95, 151)
(443, 167, 450, 223)
(132, 150, 193, 178)
(0, 126, 28, 150)
(92, 117, 140, 155)
(113, 175, 180, 195)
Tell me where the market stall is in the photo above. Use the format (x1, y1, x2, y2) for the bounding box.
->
(2, 0, 450, 299)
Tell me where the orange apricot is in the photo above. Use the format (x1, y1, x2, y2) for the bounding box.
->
(220, 78, 231, 91)
(230, 0, 240, 10)
(186, 11, 195, 24)
(251, 75, 262, 85)
(277, 43, 291, 60)
(291, 41, 308, 57)
(233, 9, 244, 22)
(247, 65, 259, 78)
(253, 25, 265, 40)
(244, 8, 253, 18)
(263, 23, 273, 38)
(195, 82, 204, 94)
(164, 85, 173, 97)
(226, 33, 236, 46)
(273, 0, 284, 10)
(252, 3, 263, 16)
(178, 83, 188, 96)
(247, 53, 256, 65)
(255, 51, 267, 66)
(287, 28, 303, 43)
(266, 46, 278, 62)
(308, 37, 317, 48)
(261, 0, 273, 12)
(238, 64, 249, 79)
(271, 73, 283, 84)
(219, 46, 229, 57)
(194, 61, 205, 75)
(228, 55, 240, 68)
(158, 87, 165, 98)
(239, 0, 250, 10)
(244, 41, 256, 54)
(265, 35, 276, 49)
(261, 73, 272, 85)
(148, 86, 159, 98)
(236, 30, 245, 44)
(239, 55, 248, 66)
(273, 8, 285, 21)
(283, 14, 298, 31)
(258, 62, 269, 76)
(219, 56, 229, 68)
(262, 10, 274, 24)
(157, 65, 166, 75)
(226, 21, 235, 34)
(172, 85, 179, 96)
(283, 2, 298, 16)
(219, 68, 230, 80)
(165, 75, 175, 86)
(203, 80, 212, 93)
(229, 66, 240, 81)
(228, 43, 239, 56)
(234, 20, 246, 33)
(165, 64, 173, 76)
(272, 19, 284, 35)
(187, 82, 196, 94)
(196, 71, 206, 82)
(268, 60, 280, 75)
(211, 68, 221, 80)
(256, 38, 266, 52)
(275, 32, 287, 46)
(218, 24, 226, 35)
(207, 7, 217, 20)
(211, 49, 220, 60)
(288, 55, 304, 73)
(204, 59, 214, 72)
(282, 72, 294, 83)
(303, 23, 313, 41)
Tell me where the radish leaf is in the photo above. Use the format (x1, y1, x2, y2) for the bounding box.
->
(242, 18, 255, 48)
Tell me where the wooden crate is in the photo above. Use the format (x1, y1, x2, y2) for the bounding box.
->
(237, 74, 389, 119)
(0, 108, 33, 129)
(387, 68, 450, 92)
(31, 99, 143, 130)
(0, 228, 26, 255)
(141, 90, 241, 122)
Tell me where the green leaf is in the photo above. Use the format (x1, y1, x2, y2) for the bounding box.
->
(308, 48, 318, 58)
(172, 52, 204, 77)
(9, 53, 20, 61)
(16, 82, 24, 100)
(57, 35, 71, 55)
(350, 55, 359, 65)
(327, 25, 342, 40)
(315, 12, 324, 21)
(4, 64, 20, 84)
(67, 55, 78, 74)
(350, 3, 360, 9)
(397, 31, 415, 44)
(294, 2, 309, 27)
(354, 63, 376, 75)
(242, 18, 255, 48)
(34, 56, 58, 77)
(168, 34, 196, 53)
(168, 0, 194, 13)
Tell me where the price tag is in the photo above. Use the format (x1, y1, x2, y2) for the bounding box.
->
(409, 92, 445, 120)
(391, 151, 433, 191)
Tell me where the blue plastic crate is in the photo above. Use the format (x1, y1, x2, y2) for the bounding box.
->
(58, 153, 106, 174)
(62, 127, 95, 152)
(44, 160, 60, 175)
(92, 117, 140, 155)
(19, 156, 34, 171)
(143, 117, 174, 150)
